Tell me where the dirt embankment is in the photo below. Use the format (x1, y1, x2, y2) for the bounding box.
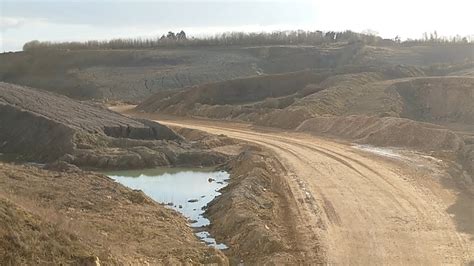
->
(296, 115, 464, 152)
(0, 82, 227, 169)
(137, 70, 329, 116)
(207, 147, 320, 264)
(136, 65, 424, 123)
(136, 65, 474, 132)
(392, 77, 474, 124)
(256, 75, 474, 130)
(254, 71, 389, 129)
(0, 163, 227, 265)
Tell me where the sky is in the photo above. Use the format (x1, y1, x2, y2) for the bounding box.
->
(1, 0, 473, 52)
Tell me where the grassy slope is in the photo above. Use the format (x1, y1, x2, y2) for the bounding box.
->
(0, 163, 226, 264)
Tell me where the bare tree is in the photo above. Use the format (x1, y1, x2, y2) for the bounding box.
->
(176, 30, 187, 40)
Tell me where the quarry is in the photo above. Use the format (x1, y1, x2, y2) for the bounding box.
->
(1, 35, 473, 264)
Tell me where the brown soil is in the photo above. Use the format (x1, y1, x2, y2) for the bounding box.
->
(296, 115, 464, 152)
(2, 42, 473, 265)
(207, 147, 324, 264)
(137, 70, 328, 113)
(0, 162, 227, 265)
(139, 115, 474, 265)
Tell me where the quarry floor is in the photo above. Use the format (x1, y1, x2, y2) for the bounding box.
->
(116, 106, 474, 264)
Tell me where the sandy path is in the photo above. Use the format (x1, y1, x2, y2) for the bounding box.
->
(151, 117, 473, 265)
(113, 107, 473, 264)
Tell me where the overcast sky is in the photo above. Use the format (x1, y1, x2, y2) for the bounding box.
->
(1, 0, 473, 52)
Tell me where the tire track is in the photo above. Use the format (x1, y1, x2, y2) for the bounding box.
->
(156, 119, 473, 265)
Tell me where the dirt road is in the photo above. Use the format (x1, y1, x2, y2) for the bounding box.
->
(150, 117, 473, 265)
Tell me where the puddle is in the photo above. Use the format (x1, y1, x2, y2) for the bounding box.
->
(352, 144, 445, 170)
(353, 144, 406, 160)
(104, 167, 229, 250)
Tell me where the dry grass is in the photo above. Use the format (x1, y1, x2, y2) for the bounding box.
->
(0, 163, 227, 264)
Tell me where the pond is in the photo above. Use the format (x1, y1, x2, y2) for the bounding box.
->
(104, 167, 230, 250)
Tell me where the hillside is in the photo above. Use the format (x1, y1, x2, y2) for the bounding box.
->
(0, 163, 226, 264)
(1, 43, 472, 102)
(0, 82, 226, 169)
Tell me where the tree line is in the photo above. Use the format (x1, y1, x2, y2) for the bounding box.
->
(401, 31, 473, 45)
(22, 30, 473, 52)
(22, 30, 384, 51)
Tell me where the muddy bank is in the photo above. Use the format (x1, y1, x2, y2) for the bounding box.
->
(205, 146, 324, 264)
(69, 133, 227, 170)
(159, 124, 322, 263)
(105, 167, 230, 250)
(0, 82, 227, 170)
(0, 162, 227, 265)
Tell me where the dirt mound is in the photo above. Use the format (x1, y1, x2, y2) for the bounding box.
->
(254, 106, 315, 129)
(254, 72, 389, 129)
(0, 82, 179, 139)
(207, 147, 324, 264)
(296, 115, 464, 152)
(0, 82, 228, 169)
(0, 103, 77, 162)
(250, 70, 410, 129)
(172, 127, 238, 150)
(137, 66, 427, 127)
(137, 70, 328, 113)
(0, 163, 227, 264)
(257, 75, 474, 130)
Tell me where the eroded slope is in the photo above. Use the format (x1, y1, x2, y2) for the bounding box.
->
(0, 82, 226, 169)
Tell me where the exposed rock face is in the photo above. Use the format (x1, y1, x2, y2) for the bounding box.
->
(393, 77, 474, 124)
(0, 82, 181, 140)
(0, 82, 225, 169)
(0, 104, 75, 161)
(103, 119, 182, 141)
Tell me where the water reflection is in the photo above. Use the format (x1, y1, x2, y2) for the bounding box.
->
(105, 167, 229, 249)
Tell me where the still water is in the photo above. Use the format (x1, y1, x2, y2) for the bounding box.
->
(105, 167, 229, 249)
